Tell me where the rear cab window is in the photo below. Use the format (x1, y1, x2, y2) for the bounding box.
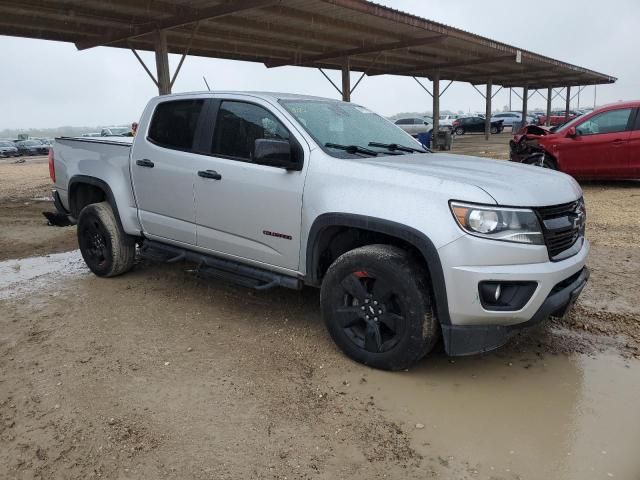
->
(148, 99, 205, 151)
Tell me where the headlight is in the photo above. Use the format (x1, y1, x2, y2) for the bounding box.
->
(450, 202, 544, 245)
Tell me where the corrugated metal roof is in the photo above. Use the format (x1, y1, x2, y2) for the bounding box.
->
(0, 0, 616, 88)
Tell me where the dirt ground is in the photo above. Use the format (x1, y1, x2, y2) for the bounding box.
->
(1, 152, 639, 479)
(0, 159, 76, 261)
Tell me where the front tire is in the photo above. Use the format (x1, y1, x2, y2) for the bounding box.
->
(320, 245, 440, 370)
(455, 127, 465, 136)
(490, 125, 498, 134)
(77, 201, 135, 277)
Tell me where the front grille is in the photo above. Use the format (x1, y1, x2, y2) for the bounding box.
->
(535, 198, 585, 260)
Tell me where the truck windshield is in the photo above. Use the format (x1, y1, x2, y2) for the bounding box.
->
(280, 99, 425, 157)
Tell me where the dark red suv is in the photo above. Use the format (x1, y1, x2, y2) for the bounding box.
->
(510, 101, 640, 179)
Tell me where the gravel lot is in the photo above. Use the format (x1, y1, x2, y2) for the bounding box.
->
(1, 151, 638, 479)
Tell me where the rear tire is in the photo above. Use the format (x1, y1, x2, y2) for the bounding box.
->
(490, 126, 498, 134)
(320, 245, 440, 370)
(77, 201, 135, 277)
(455, 127, 465, 136)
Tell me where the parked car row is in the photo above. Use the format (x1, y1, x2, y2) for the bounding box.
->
(0, 140, 20, 157)
(0, 138, 52, 157)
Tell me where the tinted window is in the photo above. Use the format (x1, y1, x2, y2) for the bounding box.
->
(212, 101, 290, 161)
(148, 99, 204, 151)
(576, 108, 632, 136)
(634, 110, 640, 130)
(395, 119, 412, 125)
(413, 118, 424, 125)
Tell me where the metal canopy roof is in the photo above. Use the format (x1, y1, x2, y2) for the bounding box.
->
(0, 0, 616, 89)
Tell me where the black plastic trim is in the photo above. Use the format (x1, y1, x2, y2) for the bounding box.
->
(68, 175, 126, 232)
(55, 137, 132, 148)
(306, 213, 451, 326)
(141, 240, 303, 291)
(442, 267, 590, 356)
(52, 189, 71, 216)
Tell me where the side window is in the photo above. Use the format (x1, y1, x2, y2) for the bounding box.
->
(395, 119, 411, 125)
(413, 118, 424, 125)
(634, 110, 640, 131)
(148, 99, 204, 151)
(576, 109, 632, 136)
(211, 101, 290, 161)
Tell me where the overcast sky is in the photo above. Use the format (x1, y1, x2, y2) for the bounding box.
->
(0, 0, 637, 129)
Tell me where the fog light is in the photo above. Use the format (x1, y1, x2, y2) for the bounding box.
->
(479, 281, 537, 311)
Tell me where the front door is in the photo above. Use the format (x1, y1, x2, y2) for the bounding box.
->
(131, 98, 207, 245)
(556, 107, 633, 177)
(192, 98, 308, 271)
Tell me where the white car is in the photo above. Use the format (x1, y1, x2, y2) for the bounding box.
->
(49, 92, 589, 370)
(394, 117, 433, 136)
(491, 112, 535, 127)
(438, 114, 460, 130)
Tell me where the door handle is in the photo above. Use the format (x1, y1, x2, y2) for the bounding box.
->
(198, 170, 222, 180)
(136, 159, 155, 168)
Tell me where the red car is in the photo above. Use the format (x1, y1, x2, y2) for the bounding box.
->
(510, 101, 640, 179)
(536, 110, 579, 126)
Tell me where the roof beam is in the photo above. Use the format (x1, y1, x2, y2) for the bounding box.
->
(75, 0, 282, 50)
(370, 54, 515, 77)
(266, 34, 445, 68)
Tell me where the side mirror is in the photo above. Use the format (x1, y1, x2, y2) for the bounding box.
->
(254, 139, 302, 171)
(567, 127, 577, 138)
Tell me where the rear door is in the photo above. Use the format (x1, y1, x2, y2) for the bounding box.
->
(131, 98, 207, 245)
(557, 107, 633, 177)
(191, 97, 308, 271)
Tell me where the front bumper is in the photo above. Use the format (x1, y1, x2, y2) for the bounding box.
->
(437, 233, 589, 356)
(442, 267, 589, 356)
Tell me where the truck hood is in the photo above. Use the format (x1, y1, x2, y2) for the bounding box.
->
(356, 153, 582, 207)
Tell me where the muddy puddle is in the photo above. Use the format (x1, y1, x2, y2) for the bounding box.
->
(329, 353, 640, 479)
(0, 249, 87, 300)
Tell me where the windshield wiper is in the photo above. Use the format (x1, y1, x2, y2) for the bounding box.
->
(368, 142, 430, 154)
(325, 143, 379, 157)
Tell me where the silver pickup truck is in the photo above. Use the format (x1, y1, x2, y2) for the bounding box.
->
(50, 91, 589, 370)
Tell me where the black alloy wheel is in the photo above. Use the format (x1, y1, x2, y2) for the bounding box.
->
(78, 217, 110, 271)
(335, 270, 406, 354)
(320, 244, 440, 370)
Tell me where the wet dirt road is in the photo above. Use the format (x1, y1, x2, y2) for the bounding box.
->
(1, 251, 639, 479)
(1, 155, 639, 479)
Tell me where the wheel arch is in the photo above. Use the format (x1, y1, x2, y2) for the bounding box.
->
(68, 175, 124, 230)
(306, 213, 451, 325)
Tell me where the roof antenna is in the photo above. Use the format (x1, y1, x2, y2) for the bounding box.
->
(203, 76, 211, 91)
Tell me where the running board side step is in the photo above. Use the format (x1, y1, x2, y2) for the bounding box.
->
(139, 240, 303, 291)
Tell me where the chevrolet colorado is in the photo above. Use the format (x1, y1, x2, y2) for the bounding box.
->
(50, 92, 589, 370)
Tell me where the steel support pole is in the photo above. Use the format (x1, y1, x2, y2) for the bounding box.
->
(154, 30, 171, 95)
(546, 87, 552, 127)
(432, 72, 440, 136)
(484, 80, 492, 141)
(522, 86, 529, 131)
(341, 57, 351, 102)
(565, 86, 571, 120)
